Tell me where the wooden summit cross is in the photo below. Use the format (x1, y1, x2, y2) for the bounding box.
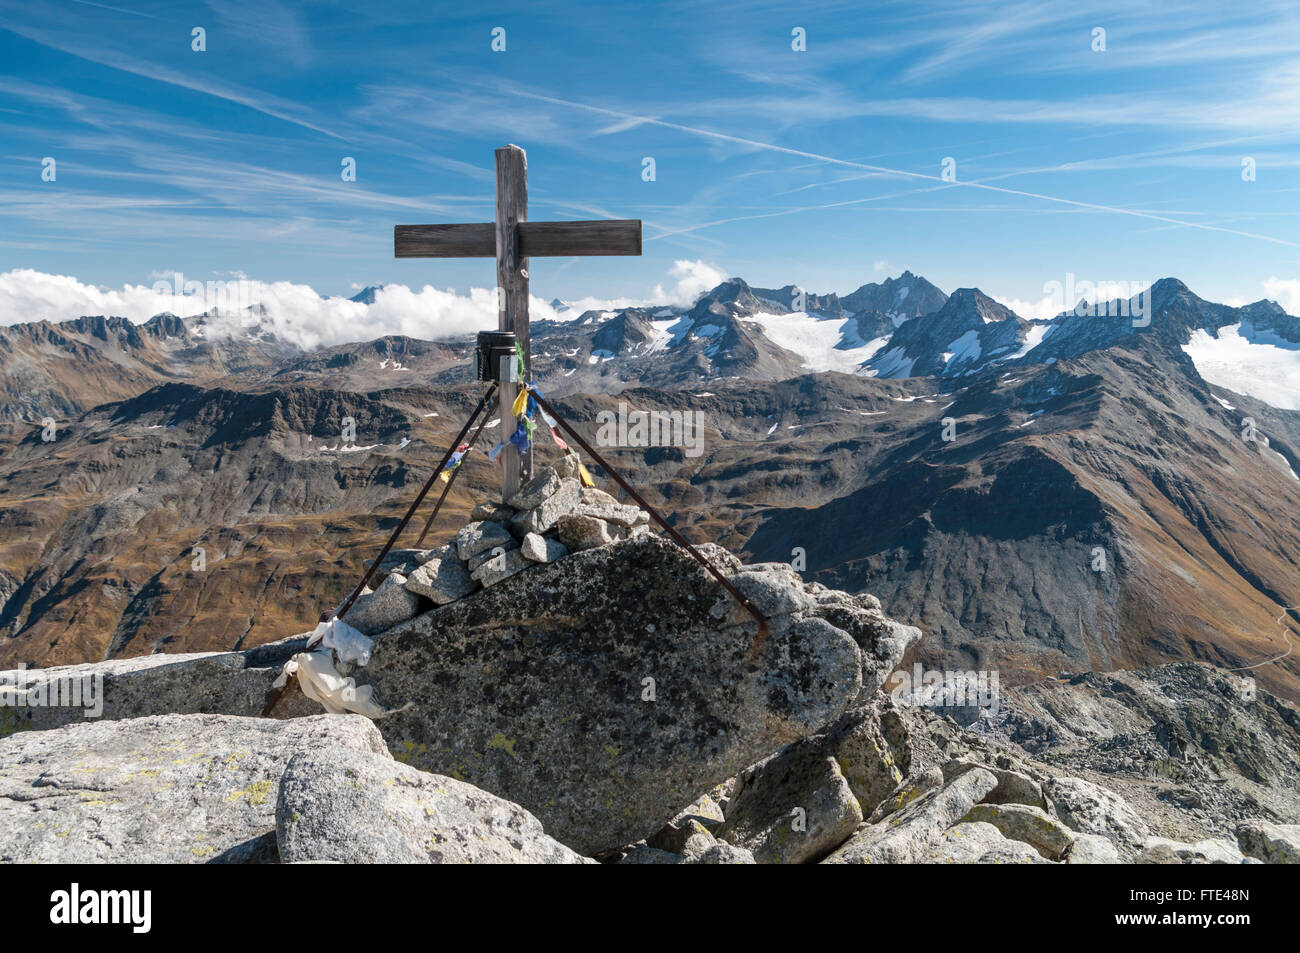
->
(395, 144, 641, 499)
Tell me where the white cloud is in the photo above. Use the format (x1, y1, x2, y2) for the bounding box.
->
(0, 269, 184, 327)
(1263, 277, 1300, 314)
(0, 262, 728, 351)
(648, 260, 727, 307)
(993, 293, 1060, 320)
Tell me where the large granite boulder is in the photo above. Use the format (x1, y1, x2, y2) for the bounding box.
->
(0, 713, 385, 863)
(716, 744, 863, 863)
(0, 636, 320, 734)
(276, 746, 591, 864)
(351, 534, 866, 855)
(824, 767, 998, 864)
(1044, 776, 1150, 854)
(1236, 820, 1300, 863)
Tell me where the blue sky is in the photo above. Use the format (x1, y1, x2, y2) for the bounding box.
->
(4, 0, 1300, 321)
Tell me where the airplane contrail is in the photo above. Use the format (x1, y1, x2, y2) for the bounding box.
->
(517, 89, 1300, 250)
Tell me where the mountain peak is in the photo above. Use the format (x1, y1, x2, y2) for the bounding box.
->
(348, 285, 388, 305)
(841, 272, 948, 320)
(939, 287, 1022, 325)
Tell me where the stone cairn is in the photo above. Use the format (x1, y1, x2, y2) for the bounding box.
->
(342, 452, 654, 635)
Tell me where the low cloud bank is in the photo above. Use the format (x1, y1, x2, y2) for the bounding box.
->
(0, 259, 726, 350)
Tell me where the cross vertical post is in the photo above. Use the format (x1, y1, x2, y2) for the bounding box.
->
(495, 145, 530, 500)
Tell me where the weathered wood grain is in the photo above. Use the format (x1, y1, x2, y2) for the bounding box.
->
(395, 220, 641, 258)
(496, 145, 530, 495)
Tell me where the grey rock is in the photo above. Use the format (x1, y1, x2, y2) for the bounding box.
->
(454, 520, 515, 561)
(276, 745, 590, 864)
(649, 796, 726, 851)
(1064, 832, 1123, 864)
(506, 466, 561, 511)
(520, 532, 568, 563)
(695, 542, 743, 574)
(727, 565, 816, 618)
(1236, 820, 1300, 863)
(869, 766, 945, 823)
(467, 536, 519, 572)
(367, 548, 436, 575)
(619, 841, 755, 864)
(350, 534, 864, 856)
(686, 841, 756, 864)
(710, 701, 903, 846)
(404, 553, 475, 605)
(573, 500, 648, 528)
(803, 595, 921, 698)
(554, 453, 580, 481)
(672, 793, 727, 829)
(619, 845, 686, 864)
(962, 802, 1076, 860)
(929, 821, 1011, 863)
(0, 713, 386, 862)
(470, 547, 530, 587)
(644, 795, 727, 854)
(927, 821, 1048, 864)
(648, 817, 715, 854)
(977, 842, 1051, 864)
(342, 572, 420, 636)
(580, 487, 618, 506)
(718, 745, 863, 864)
(0, 636, 321, 734)
(1045, 776, 1150, 853)
(509, 478, 581, 535)
(824, 767, 998, 864)
(823, 704, 904, 816)
(554, 513, 613, 552)
(943, 759, 1047, 809)
(1138, 836, 1243, 865)
(470, 500, 514, 523)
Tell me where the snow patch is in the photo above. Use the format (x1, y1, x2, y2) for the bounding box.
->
(942, 330, 982, 368)
(1003, 322, 1052, 361)
(1183, 324, 1300, 410)
(742, 311, 885, 374)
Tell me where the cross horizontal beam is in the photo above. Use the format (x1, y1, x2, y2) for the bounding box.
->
(395, 219, 641, 259)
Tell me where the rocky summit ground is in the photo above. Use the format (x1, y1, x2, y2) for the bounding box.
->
(1, 481, 1296, 864)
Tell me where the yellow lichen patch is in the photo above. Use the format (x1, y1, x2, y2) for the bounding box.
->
(390, 740, 428, 766)
(226, 779, 275, 805)
(0, 706, 30, 738)
(486, 734, 518, 759)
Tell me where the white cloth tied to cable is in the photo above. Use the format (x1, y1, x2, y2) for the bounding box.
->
(306, 616, 373, 666)
(272, 617, 386, 718)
